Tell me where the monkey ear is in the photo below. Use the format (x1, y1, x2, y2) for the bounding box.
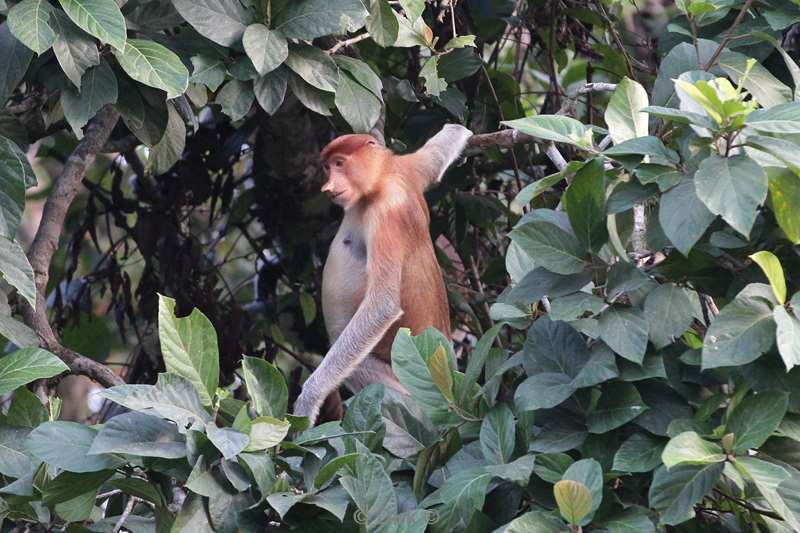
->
(411, 124, 473, 189)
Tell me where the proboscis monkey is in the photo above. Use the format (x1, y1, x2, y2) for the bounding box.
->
(293, 124, 473, 425)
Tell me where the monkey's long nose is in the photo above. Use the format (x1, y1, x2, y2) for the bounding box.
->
(321, 181, 334, 194)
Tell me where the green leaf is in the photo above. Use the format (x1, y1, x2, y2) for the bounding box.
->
(334, 56, 383, 100)
(206, 423, 248, 459)
(61, 61, 118, 135)
(50, 10, 100, 89)
(702, 283, 776, 369)
(89, 411, 186, 458)
(190, 54, 226, 92)
(172, 0, 252, 47)
(42, 470, 112, 506)
(57, 0, 126, 51)
(492, 511, 567, 533)
(314, 453, 359, 489)
(0, 24, 33, 105)
(157, 294, 220, 406)
(564, 158, 607, 252)
(587, 382, 648, 433)
(100, 373, 211, 434)
(113, 39, 188, 99)
(502, 115, 593, 149)
(640, 105, 716, 129)
(750, 251, 786, 304)
(554, 479, 592, 525)
(7, 0, 54, 54)
(480, 404, 515, 464)
(659, 175, 715, 255)
(649, 462, 724, 525)
(445, 35, 476, 49)
(243, 24, 288, 76)
(366, 0, 398, 47)
(284, 44, 339, 92)
(719, 50, 791, 108)
(339, 452, 398, 531)
(0, 136, 29, 240)
(603, 136, 679, 166)
(726, 390, 789, 453)
(605, 77, 649, 144)
(0, 348, 68, 395)
(515, 372, 575, 411)
(774, 306, 800, 371)
(661, 431, 725, 468)
(392, 328, 459, 425)
(0, 425, 38, 478)
(735, 456, 800, 531)
(562, 458, 603, 522)
(26, 421, 124, 472)
(215, 79, 254, 121)
(746, 102, 800, 134)
(399, 0, 425, 21)
(426, 343, 454, 402)
(342, 383, 385, 451)
(747, 135, 800, 174)
(334, 72, 381, 133)
(598, 306, 649, 364)
(601, 506, 656, 533)
(254, 66, 289, 115)
(245, 416, 290, 451)
(241, 356, 288, 418)
(643, 283, 695, 348)
(613, 432, 665, 472)
(108, 477, 164, 505)
(145, 102, 185, 175)
(273, 0, 368, 40)
(7, 388, 47, 427)
(694, 155, 767, 237)
(510, 221, 587, 275)
(420, 56, 446, 96)
(462, 323, 504, 403)
(767, 167, 800, 244)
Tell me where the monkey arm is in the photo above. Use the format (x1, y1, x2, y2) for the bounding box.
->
(404, 124, 473, 189)
(293, 226, 405, 425)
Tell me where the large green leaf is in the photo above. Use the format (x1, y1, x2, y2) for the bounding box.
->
(245, 417, 290, 451)
(613, 432, 665, 472)
(719, 50, 791, 108)
(598, 306, 649, 364)
(206, 423, 248, 459)
(509, 221, 587, 275)
(695, 155, 768, 237)
(652, 40, 718, 107)
(241, 356, 288, 418)
(58, 0, 126, 51)
(515, 372, 574, 411)
(767, 167, 800, 244)
(554, 480, 592, 525)
(562, 459, 603, 523)
(254, 66, 289, 115)
(492, 511, 567, 533)
(335, 72, 381, 133)
(661, 431, 725, 468)
(605, 77, 649, 144)
(746, 102, 800, 134)
(648, 462, 724, 525)
(659, 176, 715, 255)
(774, 306, 800, 371)
(172, 0, 252, 47)
(50, 10, 100, 89)
(586, 382, 648, 433)
(0, 23, 34, 105)
(273, 0, 368, 40)
(145, 102, 185, 175)
(26, 421, 124, 472)
(726, 390, 788, 453)
(0, 136, 30, 240)
(42, 470, 113, 506)
(600, 506, 656, 533)
(157, 294, 219, 406)
(750, 250, 786, 304)
(7, 0, 55, 54)
(215, 79, 254, 121)
(342, 383, 385, 451)
(0, 236, 35, 308)
(366, 0, 398, 47)
(735, 456, 800, 530)
(284, 44, 339, 92)
(89, 411, 186, 458)
(190, 54, 226, 92)
(334, 56, 383, 100)
(113, 39, 188, 99)
(61, 61, 118, 135)
(747, 135, 800, 174)
(0, 348, 67, 395)
(242, 24, 288, 76)
(0, 426, 37, 478)
(339, 452, 398, 531)
(502, 115, 593, 149)
(480, 404, 515, 464)
(643, 283, 695, 348)
(702, 283, 776, 369)
(564, 160, 608, 253)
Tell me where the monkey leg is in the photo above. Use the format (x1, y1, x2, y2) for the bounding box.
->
(344, 354, 409, 395)
(319, 390, 344, 421)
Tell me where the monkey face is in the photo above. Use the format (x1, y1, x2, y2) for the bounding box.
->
(320, 134, 384, 210)
(321, 157, 360, 209)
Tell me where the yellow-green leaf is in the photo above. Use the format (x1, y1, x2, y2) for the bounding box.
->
(750, 251, 786, 304)
(554, 479, 592, 525)
(427, 343, 454, 402)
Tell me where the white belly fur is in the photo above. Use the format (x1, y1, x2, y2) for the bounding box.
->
(321, 210, 367, 342)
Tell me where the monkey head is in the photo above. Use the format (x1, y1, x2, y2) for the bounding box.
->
(320, 134, 387, 210)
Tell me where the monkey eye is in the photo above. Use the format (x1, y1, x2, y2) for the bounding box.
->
(334, 159, 344, 167)
(367, 140, 376, 146)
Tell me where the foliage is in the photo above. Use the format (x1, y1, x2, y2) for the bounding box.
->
(1, 0, 800, 531)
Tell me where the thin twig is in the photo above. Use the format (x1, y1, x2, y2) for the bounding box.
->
(703, 0, 755, 70)
(327, 33, 371, 54)
(112, 496, 138, 532)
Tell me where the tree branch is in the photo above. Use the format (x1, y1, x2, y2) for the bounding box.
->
(21, 105, 125, 388)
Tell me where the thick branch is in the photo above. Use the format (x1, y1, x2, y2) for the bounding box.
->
(21, 105, 124, 388)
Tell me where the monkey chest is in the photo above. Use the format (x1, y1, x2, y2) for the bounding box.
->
(321, 225, 368, 340)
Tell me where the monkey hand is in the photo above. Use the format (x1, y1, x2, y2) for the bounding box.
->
(293, 389, 322, 427)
